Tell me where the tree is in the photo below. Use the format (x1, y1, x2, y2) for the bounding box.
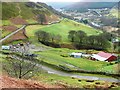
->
(68, 30, 77, 42)
(50, 34, 62, 44)
(81, 33, 110, 50)
(100, 32, 116, 41)
(87, 35, 97, 46)
(54, 34, 62, 43)
(35, 30, 50, 43)
(37, 14, 46, 24)
(87, 35, 110, 50)
(36, 31, 62, 45)
(50, 34, 56, 43)
(75, 30, 87, 45)
(3, 44, 39, 79)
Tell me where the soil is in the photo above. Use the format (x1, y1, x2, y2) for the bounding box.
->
(0, 75, 45, 88)
(10, 17, 28, 25)
(2, 25, 18, 32)
(46, 15, 60, 23)
(2, 29, 27, 44)
(0, 75, 64, 89)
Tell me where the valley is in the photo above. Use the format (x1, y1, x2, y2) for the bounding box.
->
(1, 1, 120, 89)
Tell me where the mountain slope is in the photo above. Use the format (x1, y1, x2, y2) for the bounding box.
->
(64, 2, 117, 12)
(1, 2, 60, 43)
(26, 19, 102, 44)
(2, 2, 60, 23)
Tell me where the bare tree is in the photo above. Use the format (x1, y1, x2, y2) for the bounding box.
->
(3, 44, 39, 79)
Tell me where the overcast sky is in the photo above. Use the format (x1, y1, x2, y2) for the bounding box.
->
(29, 0, 119, 2)
(2, 0, 119, 2)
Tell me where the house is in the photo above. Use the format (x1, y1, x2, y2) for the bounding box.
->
(2, 46, 10, 50)
(91, 51, 117, 62)
(70, 52, 82, 58)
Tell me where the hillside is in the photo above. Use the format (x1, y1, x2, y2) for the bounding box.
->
(1, 75, 45, 88)
(0, 75, 62, 88)
(26, 19, 102, 44)
(64, 2, 117, 12)
(2, 2, 60, 23)
(1, 2, 60, 43)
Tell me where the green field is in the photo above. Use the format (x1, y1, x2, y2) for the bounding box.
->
(26, 19, 102, 43)
(35, 48, 119, 74)
(34, 72, 115, 88)
(1, 51, 119, 88)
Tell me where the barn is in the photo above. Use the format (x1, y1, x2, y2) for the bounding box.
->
(91, 51, 117, 62)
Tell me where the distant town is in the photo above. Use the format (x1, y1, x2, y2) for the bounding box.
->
(58, 8, 118, 33)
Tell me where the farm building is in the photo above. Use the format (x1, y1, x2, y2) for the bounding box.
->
(91, 51, 117, 62)
(70, 52, 82, 58)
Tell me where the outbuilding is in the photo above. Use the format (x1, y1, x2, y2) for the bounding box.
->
(70, 52, 82, 58)
(91, 51, 117, 62)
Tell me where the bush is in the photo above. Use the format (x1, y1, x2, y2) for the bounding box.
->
(59, 65, 71, 71)
(60, 54, 69, 57)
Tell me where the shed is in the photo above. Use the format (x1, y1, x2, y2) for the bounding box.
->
(70, 52, 82, 58)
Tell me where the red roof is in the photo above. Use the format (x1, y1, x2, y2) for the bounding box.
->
(97, 51, 113, 59)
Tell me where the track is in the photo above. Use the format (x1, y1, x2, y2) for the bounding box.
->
(0, 25, 27, 43)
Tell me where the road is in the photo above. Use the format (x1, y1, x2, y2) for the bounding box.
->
(0, 25, 27, 43)
(0, 20, 62, 43)
(11, 55, 120, 83)
(40, 64, 120, 83)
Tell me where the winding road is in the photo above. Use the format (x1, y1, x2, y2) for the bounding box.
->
(40, 64, 120, 83)
(0, 25, 27, 43)
(12, 55, 120, 83)
(1, 22, 120, 83)
(0, 20, 62, 43)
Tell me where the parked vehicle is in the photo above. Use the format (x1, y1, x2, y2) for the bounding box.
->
(2, 46, 10, 50)
(25, 54, 38, 57)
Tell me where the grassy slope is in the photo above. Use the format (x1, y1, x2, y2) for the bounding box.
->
(1, 52, 119, 88)
(2, 2, 59, 41)
(35, 72, 113, 88)
(26, 19, 102, 43)
(35, 48, 119, 74)
(2, 2, 49, 20)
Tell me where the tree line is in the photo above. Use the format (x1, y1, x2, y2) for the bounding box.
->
(35, 30, 61, 47)
(68, 30, 114, 50)
(35, 30, 118, 51)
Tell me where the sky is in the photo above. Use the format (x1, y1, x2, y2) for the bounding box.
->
(2, 0, 119, 2)
(29, 0, 119, 9)
(29, 0, 119, 2)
